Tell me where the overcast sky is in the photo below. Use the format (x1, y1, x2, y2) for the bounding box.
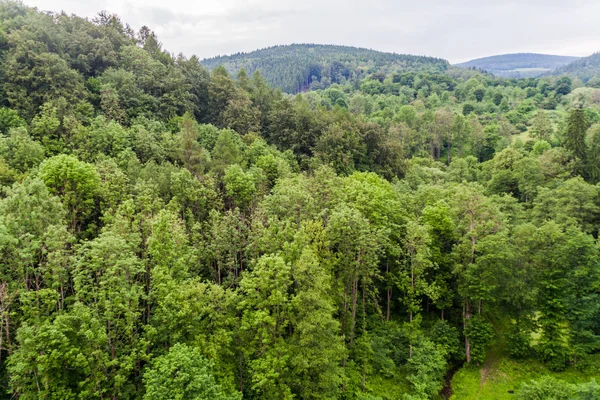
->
(22, 0, 600, 63)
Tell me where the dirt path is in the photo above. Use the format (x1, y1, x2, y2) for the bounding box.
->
(480, 316, 506, 387)
(480, 350, 501, 386)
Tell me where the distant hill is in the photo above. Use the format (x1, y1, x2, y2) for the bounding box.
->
(550, 52, 600, 82)
(201, 44, 449, 93)
(456, 53, 581, 78)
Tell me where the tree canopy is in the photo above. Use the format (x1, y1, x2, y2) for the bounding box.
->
(0, 2, 598, 399)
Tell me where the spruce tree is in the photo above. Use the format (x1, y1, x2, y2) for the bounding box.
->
(564, 108, 588, 162)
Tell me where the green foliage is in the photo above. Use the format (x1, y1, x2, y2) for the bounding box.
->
(212, 128, 243, 174)
(0, 4, 599, 400)
(315, 123, 364, 174)
(506, 324, 533, 359)
(74, 115, 130, 160)
(518, 376, 574, 400)
(0, 107, 25, 133)
(8, 304, 110, 399)
(287, 247, 343, 399)
(224, 164, 257, 209)
(38, 154, 100, 234)
(518, 376, 600, 400)
(463, 103, 475, 115)
(404, 339, 447, 399)
(430, 320, 461, 361)
(565, 108, 589, 163)
(177, 112, 209, 175)
(473, 87, 486, 102)
(452, 356, 600, 399)
(0, 127, 44, 172)
(238, 254, 294, 398)
(144, 343, 240, 400)
(464, 315, 495, 365)
(4, 43, 86, 119)
(552, 52, 600, 82)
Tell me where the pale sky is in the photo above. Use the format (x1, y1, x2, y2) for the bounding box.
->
(22, 0, 600, 63)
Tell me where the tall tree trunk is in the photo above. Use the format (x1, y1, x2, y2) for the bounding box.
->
(350, 277, 358, 346)
(342, 346, 346, 393)
(386, 261, 391, 321)
(238, 336, 244, 393)
(217, 262, 221, 285)
(350, 251, 361, 347)
(387, 288, 392, 321)
(409, 250, 415, 358)
(409, 309, 413, 359)
(466, 212, 476, 364)
(362, 280, 367, 392)
(343, 284, 349, 337)
(465, 300, 471, 363)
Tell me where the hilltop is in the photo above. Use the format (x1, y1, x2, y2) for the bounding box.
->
(456, 53, 580, 78)
(201, 43, 449, 93)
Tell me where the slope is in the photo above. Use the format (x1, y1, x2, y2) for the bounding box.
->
(551, 52, 600, 82)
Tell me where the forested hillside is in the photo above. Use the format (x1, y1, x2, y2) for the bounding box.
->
(456, 53, 581, 78)
(0, 2, 599, 399)
(201, 44, 449, 93)
(551, 52, 600, 84)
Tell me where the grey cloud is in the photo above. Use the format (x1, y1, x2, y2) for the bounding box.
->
(131, 4, 294, 27)
(22, 0, 600, 63)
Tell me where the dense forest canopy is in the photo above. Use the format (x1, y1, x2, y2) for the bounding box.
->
(0, 1, 599, 399)
(201, 44, 449, 93)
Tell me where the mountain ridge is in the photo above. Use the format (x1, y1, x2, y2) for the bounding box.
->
(455, 53, 581, 78)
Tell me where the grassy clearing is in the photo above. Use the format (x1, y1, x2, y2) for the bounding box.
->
(512, 68, 552, 73)
(450, 356, 600, 399)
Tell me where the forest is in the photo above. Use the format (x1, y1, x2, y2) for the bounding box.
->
(455, 54, 581, 79)
(201, 44, 448, 94)
(552, 53, 600, 85)
(0, 1, 599, 399)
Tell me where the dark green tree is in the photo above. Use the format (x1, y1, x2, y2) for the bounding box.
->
(564, 108, 589, 163)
